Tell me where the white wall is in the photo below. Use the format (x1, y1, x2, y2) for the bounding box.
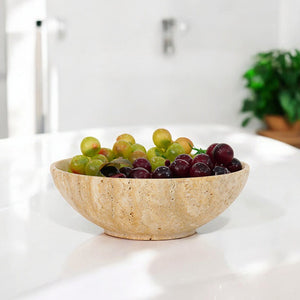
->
(279, 0, 300, 48)
(0, 0, 8, 138)
(6, 0, 293, 136)
(46, 0, 280, 132)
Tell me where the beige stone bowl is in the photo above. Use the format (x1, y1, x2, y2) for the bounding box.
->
(50, 159, 249, 240)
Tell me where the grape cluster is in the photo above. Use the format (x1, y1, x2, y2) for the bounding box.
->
(69, 129, 242, 178)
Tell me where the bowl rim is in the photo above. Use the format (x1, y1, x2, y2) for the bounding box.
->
(50, 158, 249, 182)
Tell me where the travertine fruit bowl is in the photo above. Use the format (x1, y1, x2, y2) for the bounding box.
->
(51, 158, 249, 240)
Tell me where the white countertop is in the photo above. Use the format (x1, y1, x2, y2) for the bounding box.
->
(1, 124, 300, 300)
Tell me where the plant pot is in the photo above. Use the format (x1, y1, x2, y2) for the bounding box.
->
(264, 115, 291, 131)
(264, 115, 300, 132)
(292, 120, 300, 132)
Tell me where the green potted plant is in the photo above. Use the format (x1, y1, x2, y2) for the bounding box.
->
(241, 49, 300, 131)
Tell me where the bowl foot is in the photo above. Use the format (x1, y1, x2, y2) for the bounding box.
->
(104, 229, 196, 241)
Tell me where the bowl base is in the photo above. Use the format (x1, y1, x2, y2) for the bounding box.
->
(104, 229, 196, 241)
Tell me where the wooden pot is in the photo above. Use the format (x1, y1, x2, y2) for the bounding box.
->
(264, 115, 300, 132)
(258, 115, 300, 148)
(264, 115, 291, 131)
(292, 120, 300, 132)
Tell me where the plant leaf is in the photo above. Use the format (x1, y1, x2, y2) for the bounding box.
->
(279, 91, 296, 123)
(243, 68, 255, 80)
(241, 99, 255, 112)
(240, 49, 300, 126)
(241, 117, 251, 127)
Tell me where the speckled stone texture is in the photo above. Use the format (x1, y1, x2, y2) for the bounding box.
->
(51, 159, 249, 240)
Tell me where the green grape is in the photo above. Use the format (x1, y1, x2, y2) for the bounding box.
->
(146, 147, 165, 160)
(85, 159, 105, 176)
(92, 154, 108, 163)
(165, 143, 185, 161)
(131, 143, 146, 153)
(116, 133, 135, 145)
(129, 150, 147, 163)
(70, 155, 89, 174)
(175, 137, 194, 154)
(152, 128, 172, 150)
(110, 157, 132, 169)
(113, 140, 132, 158)
(99, 147, 114, 161)
(150, 156, 166, 171)
(80, 137, 101, 157)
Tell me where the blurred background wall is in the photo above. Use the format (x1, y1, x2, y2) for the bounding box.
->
(2, 0, 300, 137)
(0, 0, 7, 138)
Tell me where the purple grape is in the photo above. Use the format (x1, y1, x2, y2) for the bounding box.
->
(170, 159, 190, 177)
(214, 162, 225, 167)
(192, 154, 213, 169)
(119, 167, 132, 177)
(165, 159, 171, 167)
(189, 162, 211, 177)
(213, 143, 234, 165)
(110, 173, 126, 178)
(129, 167, 151, 178)
(101, 166, 120, 177)
(206, 143, 218, 162)
(213, 166, 230, 175)
(152, 166, 172, 178)
(175, 154, 193, 166)
(133, 158, 152, 172)
(227, 158, 242, 172)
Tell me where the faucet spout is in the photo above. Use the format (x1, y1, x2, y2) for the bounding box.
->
(162, 18, 175, 56)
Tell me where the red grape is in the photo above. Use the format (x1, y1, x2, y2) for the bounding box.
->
(119, 167, 132, 177)
(213, 143, 234, 165)
(175, 154, 193, 166)
(152, 166, 172, 178)
(227, 158, 242, 172)
(101, 166, 120, 177)
(192, 154, 213, 169)
(133, 158, 152, 172)
(170, 159, 190, 177)
(129, 167, 151, 178)
(213, 166, 230, 175)
(165, 159, 171, 167)
(206, 143, 218, 162)
(189, 162, 211, 177)
(110, 173, 126, 178)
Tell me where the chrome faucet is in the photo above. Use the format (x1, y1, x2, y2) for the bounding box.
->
(162, 18, 176, 55)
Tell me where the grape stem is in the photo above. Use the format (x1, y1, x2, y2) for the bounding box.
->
(192, 147, 206, 155)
